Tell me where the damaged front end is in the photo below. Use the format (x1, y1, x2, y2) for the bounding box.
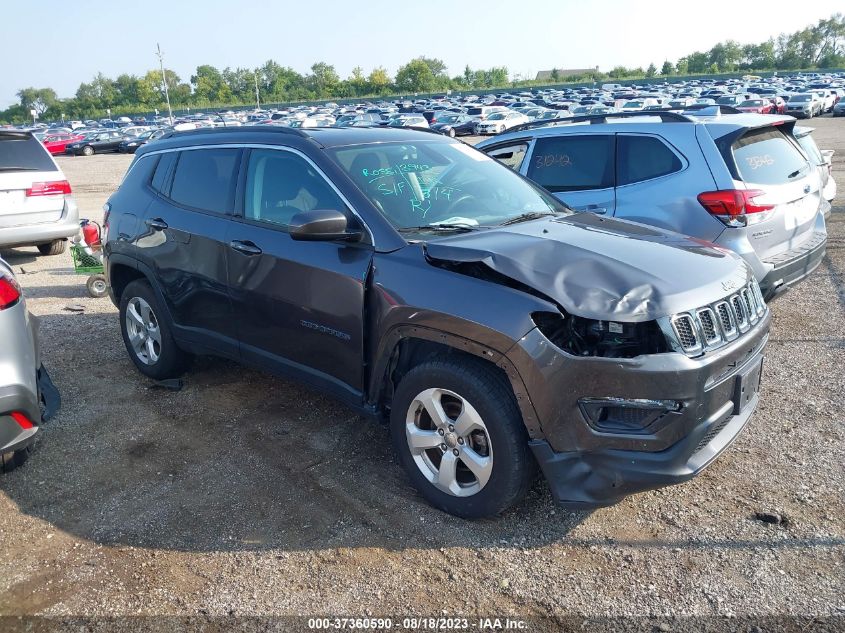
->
(421, 215, 771, 508)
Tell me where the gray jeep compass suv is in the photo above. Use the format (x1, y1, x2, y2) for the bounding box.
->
(103, 126, 770, 518)
(478, 111, 828, 300)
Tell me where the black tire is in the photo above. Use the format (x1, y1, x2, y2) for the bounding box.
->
(1, 445, 32, 473)
(448, 128, 456, 138)
(390, 357, 535, 518)
(119, 279, 191, 380)
(37, 239, 67, 255)
(82, 145, 94, 156)
(86, 274, 108, 298)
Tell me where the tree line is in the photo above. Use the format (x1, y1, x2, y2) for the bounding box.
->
(2, 13, 843, 124)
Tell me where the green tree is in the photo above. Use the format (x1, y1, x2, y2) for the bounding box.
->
(675, 58, 689, 75)
(308, 62, 340, 96)
(191, 65, 230, 103)
(395, 58, 436, 92)
(645, 63, 657, 78)
(660, 60, 674, 76)
(17, 87, 58, 116)
(367, 67, 392, 94)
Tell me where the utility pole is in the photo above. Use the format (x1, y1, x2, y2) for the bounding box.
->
(156, 43, 174, 124)
(254, 69, 261, 111)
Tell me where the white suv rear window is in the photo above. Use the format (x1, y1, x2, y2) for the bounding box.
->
(0, 133, 56, 172)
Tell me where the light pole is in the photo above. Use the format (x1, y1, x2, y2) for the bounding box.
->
(156, 43, 174, 124)
(254, 69, 261, 111)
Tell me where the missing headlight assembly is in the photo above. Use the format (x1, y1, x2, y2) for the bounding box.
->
(531, 312, 670, 358)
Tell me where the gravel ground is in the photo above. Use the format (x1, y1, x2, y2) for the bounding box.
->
(0, 119, 844, 629)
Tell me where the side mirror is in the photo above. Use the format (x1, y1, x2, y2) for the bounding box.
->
(289, 209, 363, 242)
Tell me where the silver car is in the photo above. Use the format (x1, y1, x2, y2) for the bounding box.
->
(0, 258, 60, 471)
(794, 126, 836, 207)
(0, 131, 79, 255)
(478, 111, 828, 299)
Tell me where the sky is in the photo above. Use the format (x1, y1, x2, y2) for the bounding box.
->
(1, 0, 843, 109)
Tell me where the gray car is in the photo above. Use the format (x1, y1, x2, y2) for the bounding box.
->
(478, 111, 828, 300)
(0, 131, 80, 255)
(104, 126, 770, 517)
(0, 258, 60, 471)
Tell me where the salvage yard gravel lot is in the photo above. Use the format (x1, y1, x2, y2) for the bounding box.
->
(1, 121, 844, 626)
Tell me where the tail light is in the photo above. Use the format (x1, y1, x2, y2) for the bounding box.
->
(26, 180, 72, 197)
(0, 275, 22, 310)
(11, 411, 34, 430)
(698, 189, 775, 227)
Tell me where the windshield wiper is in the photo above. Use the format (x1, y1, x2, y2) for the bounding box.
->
(397, 223, 478, 234)
(0, 166, 39, 172)
(787, 166, 808, 179)
(499, 211, 557, 226)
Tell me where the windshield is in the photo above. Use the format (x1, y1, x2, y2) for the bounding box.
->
(439, 115, 461, 124)
(790, 94, 811, 102)
(328, 141, 568, 232)
(623, 101, 643, 108)
(487, 113, 506, 120)
(740, 100, 765, 107)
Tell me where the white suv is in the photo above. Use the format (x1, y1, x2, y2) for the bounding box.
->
(0, 131, 79, 255)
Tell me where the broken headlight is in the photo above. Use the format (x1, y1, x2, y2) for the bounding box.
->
(532, 312, 669, 359)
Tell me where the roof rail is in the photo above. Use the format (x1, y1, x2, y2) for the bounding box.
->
(507, 110, 693, 134)
(159, 125, 310, 141)
(345, 124, 444, 136)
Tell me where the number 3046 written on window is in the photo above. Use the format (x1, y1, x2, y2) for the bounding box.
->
(745, 154, 774, 170)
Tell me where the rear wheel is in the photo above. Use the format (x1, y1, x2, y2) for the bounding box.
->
(119, 279, 191, 379)
(1, 445, 31, 473)
(390, 358, 535, 518)
(37, 239, 67, 256)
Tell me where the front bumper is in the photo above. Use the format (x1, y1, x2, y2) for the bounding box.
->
(507, 310, 770, 508)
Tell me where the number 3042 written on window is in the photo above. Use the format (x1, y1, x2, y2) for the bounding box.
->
(534, 154, 573, 169)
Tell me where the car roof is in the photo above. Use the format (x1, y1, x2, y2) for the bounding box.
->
(135, 124, 444, 156)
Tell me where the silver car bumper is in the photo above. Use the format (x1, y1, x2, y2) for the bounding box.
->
(0, 197, 79, 248)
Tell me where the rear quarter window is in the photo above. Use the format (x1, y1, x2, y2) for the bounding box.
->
(730, 128, 809, 185)
(616, 135, 683, 186)
(0, 134, 57, 171)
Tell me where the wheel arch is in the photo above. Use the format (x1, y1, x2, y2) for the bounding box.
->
(368, 326, 544, 440)
(106, 255, 175, 325)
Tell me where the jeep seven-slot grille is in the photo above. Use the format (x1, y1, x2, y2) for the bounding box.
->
(669, 279, 766, 356)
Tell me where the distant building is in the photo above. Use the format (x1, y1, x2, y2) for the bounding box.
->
(535, 67, 599, 81)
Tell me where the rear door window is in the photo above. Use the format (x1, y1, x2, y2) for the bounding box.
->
(0, 133, 56, 171)
(616, 135, 683, 186)
(731, 127, 809, 185)
(527, 135, 614, 192)
(485, 143, 528, 171)
(169, 148, 241, 213)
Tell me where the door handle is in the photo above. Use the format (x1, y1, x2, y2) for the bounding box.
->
(145, 217, 168, 230)
(572, 205, 607, 215)
(229, 240, 262, 256)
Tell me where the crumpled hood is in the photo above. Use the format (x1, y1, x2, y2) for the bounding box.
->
(424, 213, 750, 322)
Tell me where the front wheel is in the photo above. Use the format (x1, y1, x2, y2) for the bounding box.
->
(81, 145, 94, 156)
(390, 358, 535, 518)
(448, 128, 456, 138)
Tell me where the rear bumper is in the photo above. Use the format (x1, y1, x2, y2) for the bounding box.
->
(0, 197, 79, 248)
(760, 230, 827, 300)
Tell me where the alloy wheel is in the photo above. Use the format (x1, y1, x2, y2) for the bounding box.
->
(405, 388, 493, 497)
(125, 297, 162, 365)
